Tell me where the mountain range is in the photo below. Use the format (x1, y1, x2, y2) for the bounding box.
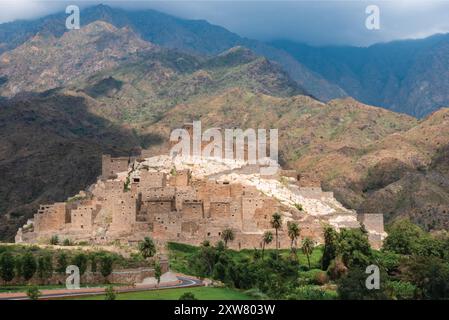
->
(0, 5, 449, 240)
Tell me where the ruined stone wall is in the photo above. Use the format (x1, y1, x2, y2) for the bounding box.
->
(241, 197, 266, 232)
(140, 187, 175, 201)
(357, 213, 385, 249)
(101, 155, 129, 179)
(110, 192, 137, 233)
(182, 200, 204, 219)
(34, 203, 67, 233)
(70, 204, 96, 232)
(174, 186, 197, 211)
(138, 170, 167, 189)
(169, 169, 191, 187)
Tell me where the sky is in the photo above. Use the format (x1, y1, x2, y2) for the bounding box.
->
(1, 0, 449, 46)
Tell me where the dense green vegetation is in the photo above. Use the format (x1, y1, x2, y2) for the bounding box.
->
(168, 218, 449, 300)
(0, 244, 150, 285)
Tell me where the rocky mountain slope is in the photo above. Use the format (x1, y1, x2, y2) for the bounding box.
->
(0, 21, 155, 97)
(272, 36, 449, 117)
(0, 4, 345, 101)
(0, 93, 159, 240)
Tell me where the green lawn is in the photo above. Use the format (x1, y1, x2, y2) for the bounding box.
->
(71, 286, 253, 300)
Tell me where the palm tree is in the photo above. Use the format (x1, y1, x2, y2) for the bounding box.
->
(138, 237, 156, 259)
(261, 231, 273, 259)
(270, 212, 283, 252)
(302, 237, 315, 269)
(221, 228, 235, 249)
(287, 221, 300, 254)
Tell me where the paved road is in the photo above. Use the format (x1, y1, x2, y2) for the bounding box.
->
(0, 276, 203, 300)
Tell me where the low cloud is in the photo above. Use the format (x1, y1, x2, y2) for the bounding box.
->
(1, 0, 449, 46)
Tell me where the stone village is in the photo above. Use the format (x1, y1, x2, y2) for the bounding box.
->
(15, 123, 386, 250)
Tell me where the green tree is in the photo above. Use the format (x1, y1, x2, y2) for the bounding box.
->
(270, 212, 283, 252)
(402, 255, 449, 299)
(338, 228, 372, 268)
(15, 255, 23, 279)
(56, 253, 68, 274)
(261, 231, 273, 259)
(287, 222, 300, 254)
(221, 228, 235, 249)
(337, 267, 389, 300)
(22, 252, 37, 281)
(189, 243, 217, 277)
(100, 254, 114, 279)
(383, 219, 425, 255)
(37, 254, 53, 281)
(321, 225, 338, 270)
(72, 253, 88, 275)
(301, 237, 315, 269)
(0, 251, 15, 283)
(138, 237, 156, 259)
(105, 285, 116, 300)
(154, 262, 162, 287)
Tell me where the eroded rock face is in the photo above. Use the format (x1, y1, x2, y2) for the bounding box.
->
(16, 155, 385, 249)
(0, 21, 155, 97)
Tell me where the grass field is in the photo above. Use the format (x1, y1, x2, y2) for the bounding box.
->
(71, 286, 253, 300)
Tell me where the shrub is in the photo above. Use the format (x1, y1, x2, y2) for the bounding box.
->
(105, 285, 116, 300)
(287, 286, 333, 300)
(327, 257, 347, 280)
(100, 254, 114, 279)
(22, 252, 37, 281)
(313, 271, 329, 285)
(179, 292, 197, 300)
(72, 253, 88, 275)
(26, 286, 41, 300)
(62, 239, 73, 246)
(56, 253, 68, 274)
(337, 267, 389, 300)
(0, 251, 15, 283)
(15, 255, 23, 279)
(243, 288, 269, 300)
(50, 235, 59, 245)
(387, 281, 416, 300)
(37, 253, 53, 281)
(154, 262, 162, 286)
(90, 254, 98, 273)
